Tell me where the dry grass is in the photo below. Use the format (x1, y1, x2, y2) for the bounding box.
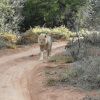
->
(19, 28, 38, 44)
(19, 26, 73, 45)
(82, 95, 100, 100)
(0, 33, 18, 49)
(48, 53, 74, 63)
(47, 78, 57, 86)
(46, 32, 100, 91)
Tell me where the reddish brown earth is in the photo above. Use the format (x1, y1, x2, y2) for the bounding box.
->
(0, 41, 99, 100)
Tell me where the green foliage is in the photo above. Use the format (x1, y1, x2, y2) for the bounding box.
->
(78, 29, 90, 36)
(59, 73, 69, 82)
(87, 0, 100, 31)
(47, 78, 56, 86)
(0, 0, 24, 33)
(49, 53, 74, 63)
(2, 33, 18, 43)
(21, 0, 87, 31)
(82, 95, 100, 100)
(19, 28, 38, 45)
(5, 43, 16, 49)
(59, 57, 100, 90)
(32, 26, 73, 40)
(51, 26, 73, 40)
(20, 26, 73, 45)
(59, 66, 82, 83)
(84, 32, 100, 46)
(0, 32, 18, 48)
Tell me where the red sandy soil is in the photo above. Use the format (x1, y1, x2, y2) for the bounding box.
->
(0, 41, 99, 100)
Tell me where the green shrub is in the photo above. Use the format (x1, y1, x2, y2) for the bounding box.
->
(59, 65, 84, 84)
(59, 73, 69, 82)
(0, 32, 18, 48)
(66, 31, 100, 61)
(2, 33, 18, 44)
(84, 31, 100, 46)
(49, 53, 74, 63)
(19, 28, 38, 44)
(78, 29, 90, 36)
(64, 56, 74, 63)
(51, 26, 73, 40)
(59, 57, 100, 90)
(77, 30, 100, 46)
(66, 68, 77, 77)
(49, 58, 57, 63)
(20, 26, 73, 44)
(82, 95, 100, 100)
(19, 26, 73, 45)
(47, 78, 56, 86)
(32, 26, 51, 34)
(0, 35, 5, 47)
(5, 43, 16, 49)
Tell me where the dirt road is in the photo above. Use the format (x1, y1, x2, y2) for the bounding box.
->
(0, 42, 66, 100)
(0, 41, 98, 100)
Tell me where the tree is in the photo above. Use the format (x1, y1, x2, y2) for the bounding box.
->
(76, 0, 100, 31)
(88, 0, 100, 31)
(0, 0, 24, 34)
(21, 0, 87, 31)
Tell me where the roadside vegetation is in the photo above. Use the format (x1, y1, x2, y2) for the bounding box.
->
(0, 26, 73, 47)
(81, 95, 100, 100)
(46, 31, 100, 88)
(18, 26, 73, 45)
(45, 31, 100, 100)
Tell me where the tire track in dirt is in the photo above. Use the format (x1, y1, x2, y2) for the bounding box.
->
(0, 42, 66, 100)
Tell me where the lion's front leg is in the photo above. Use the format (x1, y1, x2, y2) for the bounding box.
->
(39, 45, 44, 60)
(39, 51, 44, 60)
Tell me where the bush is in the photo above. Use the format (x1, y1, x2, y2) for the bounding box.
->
(5, 43, 16, 49)
(49, 53, 74, 63)
(63, 31, 100, 90)
(75, 29, 100, 46)
(69, 31, 100, 59)
(2, 33, 18, 44)
(0, 32, 18, 48)
(84, 31, 100, 46)
(65, 31, 100, 61)
(78, 29, 90, 36)
(59, 57, 100, 90)
(0, 35, 5, 47)
(20, 26, 73, 45)
(32, 26, 51, 34)
(82, 95, 100, 100)
(51, 26, 73, 40)
(66, 40, 89, 61)
(59, 73, 69, 82)
(47, 78, 56, 86)
(19, 28, 38, 44)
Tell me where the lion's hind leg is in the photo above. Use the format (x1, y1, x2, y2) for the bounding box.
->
(46, 49, 51, 60)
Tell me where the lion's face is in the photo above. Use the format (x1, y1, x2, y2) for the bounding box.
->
(38, 34, 47, 45)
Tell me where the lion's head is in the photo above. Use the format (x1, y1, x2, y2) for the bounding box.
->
(38, 33, 47, 45)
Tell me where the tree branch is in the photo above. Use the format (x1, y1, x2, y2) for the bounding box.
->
(57, 0, 66, 8)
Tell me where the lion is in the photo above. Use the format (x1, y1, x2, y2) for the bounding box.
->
(38, 33, 52, 60)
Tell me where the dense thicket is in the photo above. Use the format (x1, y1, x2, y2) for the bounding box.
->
(21, 0, 87, 32)
(88, 0, 100, 30)
(0, 0, 100, 33)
